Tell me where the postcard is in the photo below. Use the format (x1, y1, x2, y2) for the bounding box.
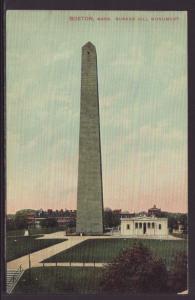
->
(6, 10, 187, 295)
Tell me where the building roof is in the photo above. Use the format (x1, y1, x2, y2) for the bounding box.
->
(148, 204, 161, 211)
(120, 215, 167, 221)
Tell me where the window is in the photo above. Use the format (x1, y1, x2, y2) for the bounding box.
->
(139, 223, 142, 228)
(148, 222, 150, 228)
(127, 224, 130, 230)
(159, 224, 161, 230)
(135, 222, 138, 229)
(152, 222, 154, 228)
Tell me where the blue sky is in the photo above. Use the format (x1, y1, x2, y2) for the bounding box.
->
(6, 11, 187, 213)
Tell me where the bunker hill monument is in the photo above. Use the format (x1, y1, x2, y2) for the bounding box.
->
(76, 42, 104, 234)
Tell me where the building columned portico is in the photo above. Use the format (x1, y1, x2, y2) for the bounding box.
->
(120, 216, 168, 237)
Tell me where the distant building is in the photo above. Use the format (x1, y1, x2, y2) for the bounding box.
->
(47, 208, 53, 216)
(113, 209, 122, 214)
(56, 217, 67, 227)
(120, 215, 168, 237)
(56, 216, 75, 227)
(34, 217, 46, 228)
(120, 211, 135, 218)
(32, 209, 76, 228)
(36, 208, 44, 217)
(148, 205, 162, 217)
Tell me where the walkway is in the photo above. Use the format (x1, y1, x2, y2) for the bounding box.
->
(7, 236, 88, 270)
(7, 232, 183, 271)
(36, 231, 183, 240)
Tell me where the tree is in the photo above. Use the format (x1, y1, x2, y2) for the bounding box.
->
(168, 252, 187, 293)
(14, 209, 36, 229)
(167, 214, 178, 233)
(100, 242, 168, 294)
(178, 214, 188, 233)
(6, 217, 16, 231)
(104, 208, 120, 228)
(15, 209, 36, 216)
(104, 209, 113, 228)
(160, 212, 187, 233)
(15, 213, 27, 229)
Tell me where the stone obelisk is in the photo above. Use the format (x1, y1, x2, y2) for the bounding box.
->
(76, 42, 104, 234)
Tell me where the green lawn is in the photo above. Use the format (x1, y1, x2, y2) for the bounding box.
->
(43, 238, 187, 268)
(7, 236, 67, 261)
(13, 267, 103, 294)
(7, 227, 63, 237)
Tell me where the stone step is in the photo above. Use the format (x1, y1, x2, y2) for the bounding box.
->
(6, 268, 24, 294)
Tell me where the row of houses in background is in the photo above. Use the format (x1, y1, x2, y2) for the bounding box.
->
(26, 209, 77, 228)
(26, 208, 135, 228)
(7, 205, 186, 234)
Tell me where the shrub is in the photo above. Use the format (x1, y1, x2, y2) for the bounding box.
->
(100, 242, 168, 294)
(168, 251, 187, 293)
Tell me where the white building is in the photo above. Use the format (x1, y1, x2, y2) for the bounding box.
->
(120, 215, 168, 237)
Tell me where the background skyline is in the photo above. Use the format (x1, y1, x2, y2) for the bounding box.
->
(7, 11, 187, 213)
